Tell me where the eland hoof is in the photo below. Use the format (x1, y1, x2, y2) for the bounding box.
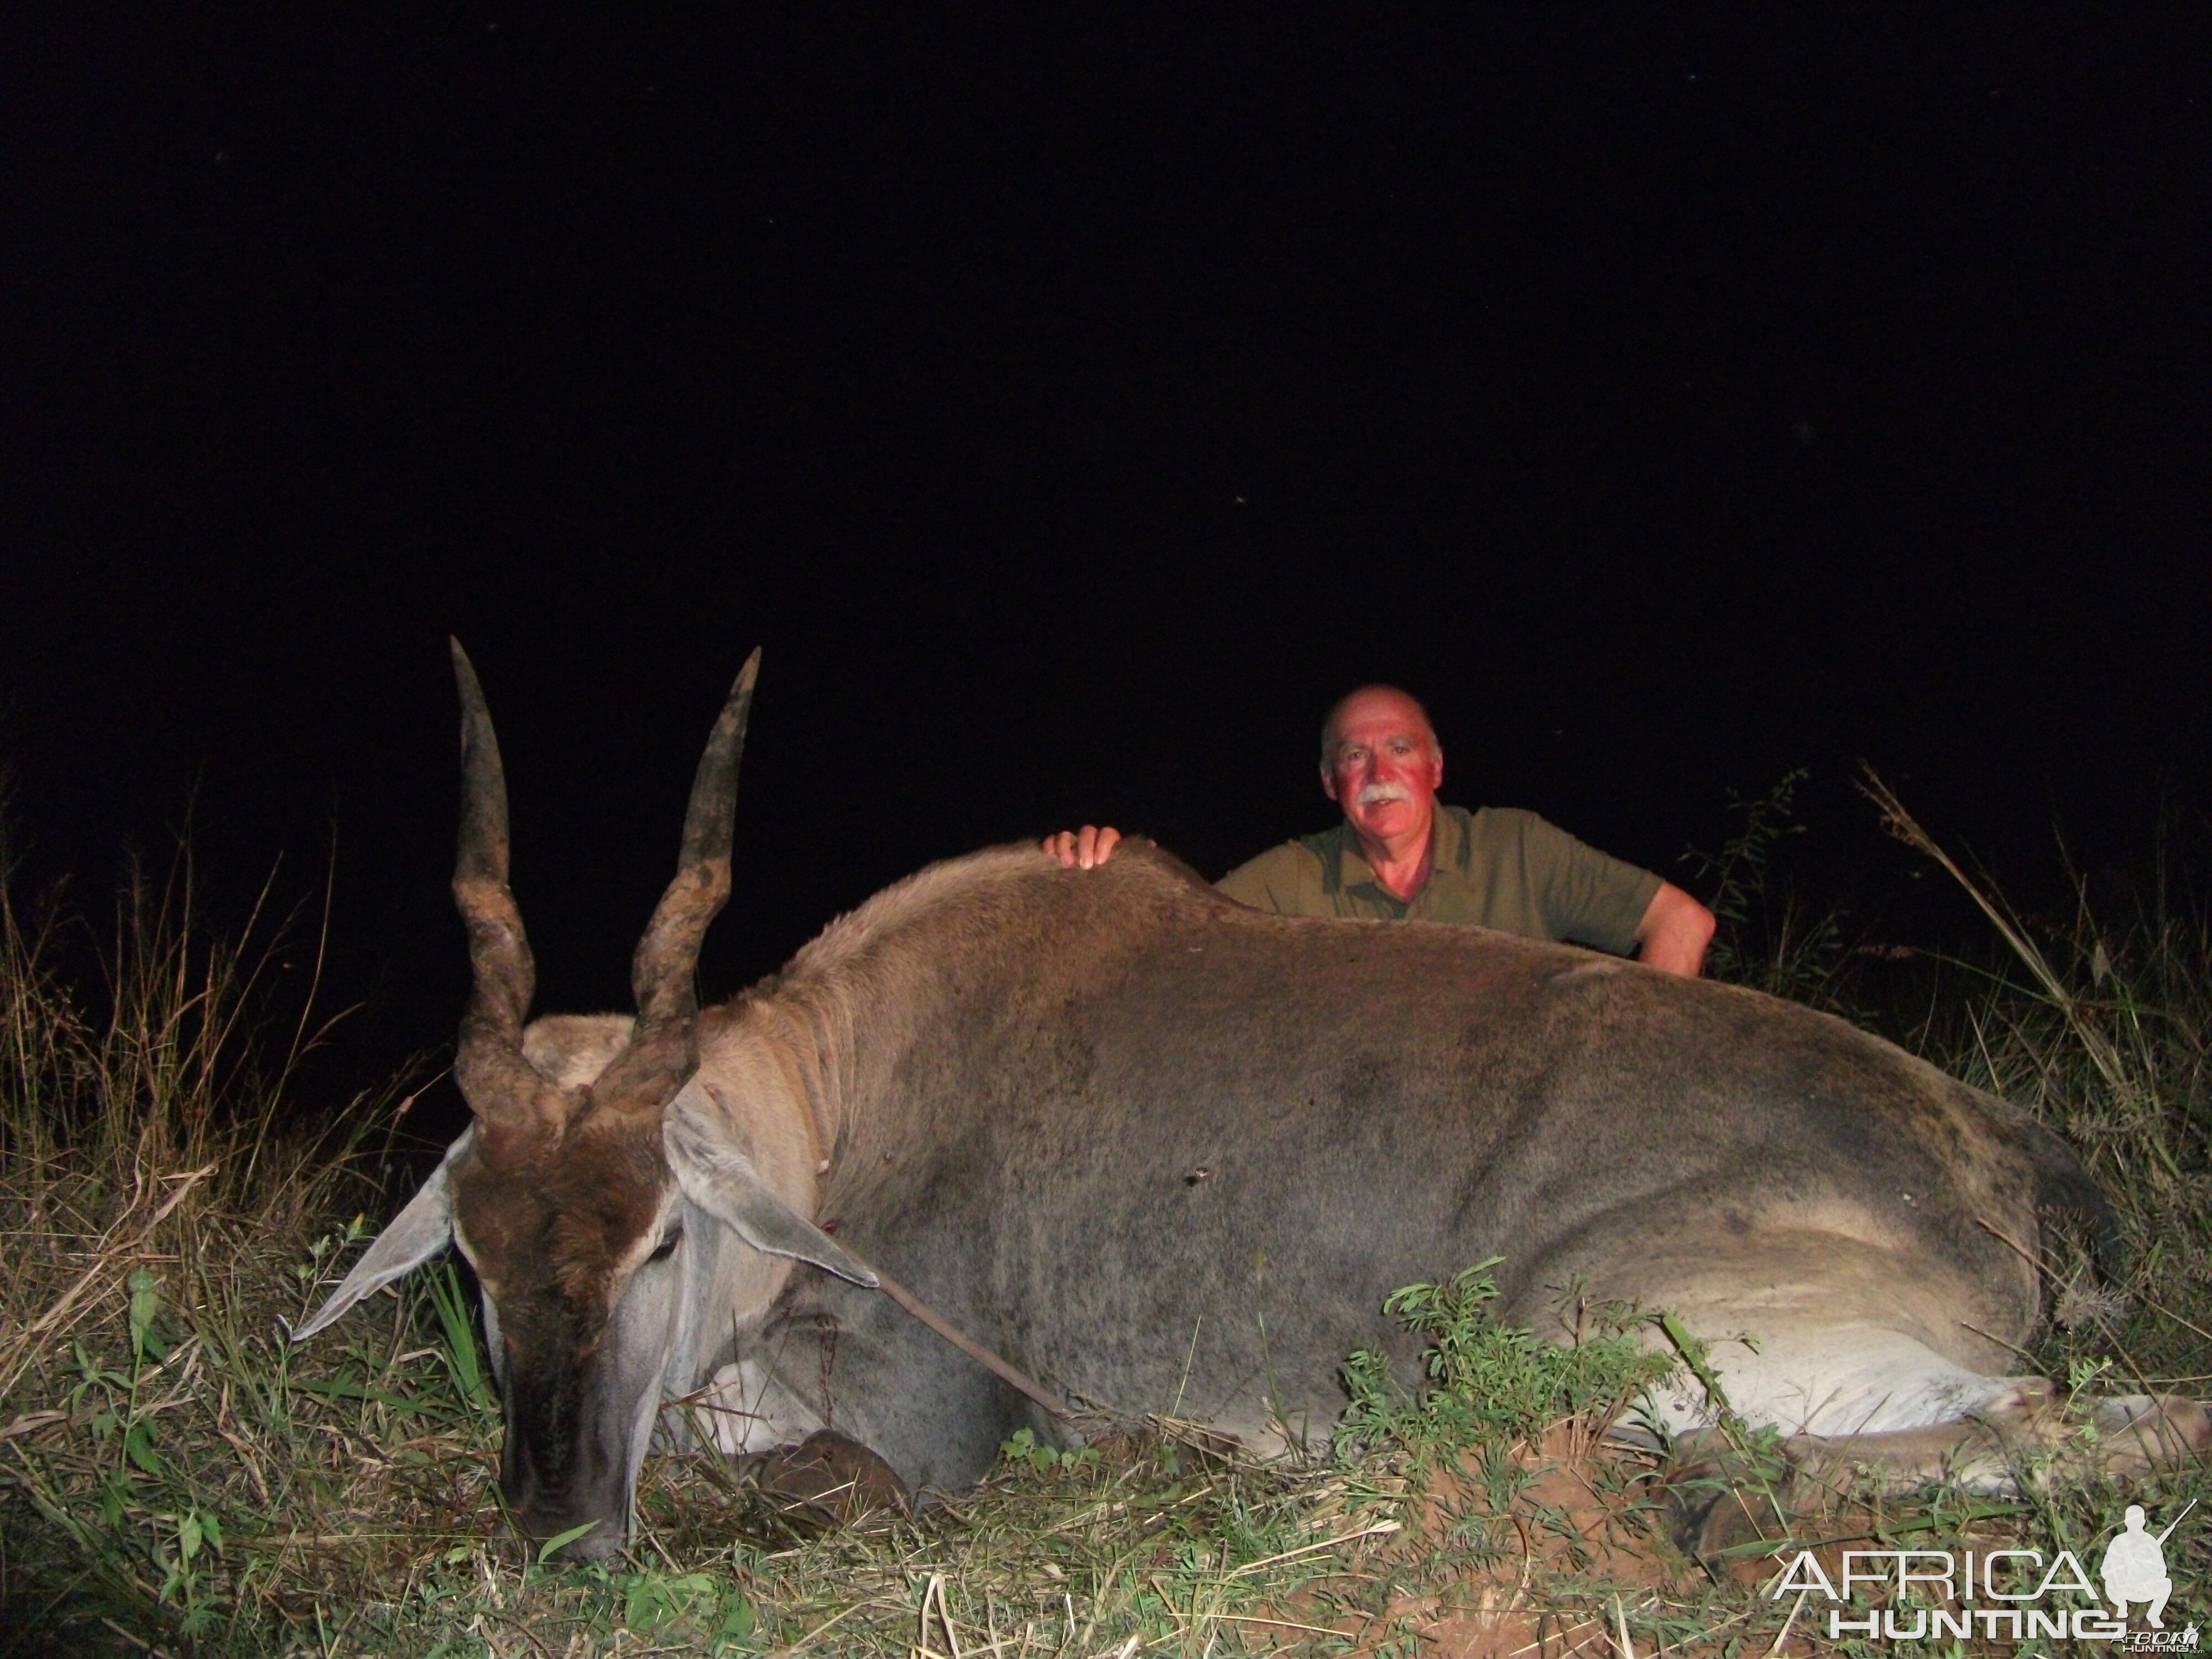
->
(1660, 1449, 1797, 1569)
(752, 1430, 909, 1532)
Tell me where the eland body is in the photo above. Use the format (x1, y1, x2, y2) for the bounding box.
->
(300, 651, 2205, 1560)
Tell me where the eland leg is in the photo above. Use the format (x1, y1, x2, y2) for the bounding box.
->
(1656, 1324, 2211, 1559)
(1783, 1387, 2211, 1496)
(726, 1270, 1038, 1506)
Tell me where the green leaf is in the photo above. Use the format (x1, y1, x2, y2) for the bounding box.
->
(178, 1511, 202, 1565)
(627, 1573, 721, 1632)
(127, 1268, 162, 1365)
(718, 1593, 756, 1640)
(625, 1578, 671, 1631)
(124, 1418, 163, 1475)
(535, 1520, 601, 1563)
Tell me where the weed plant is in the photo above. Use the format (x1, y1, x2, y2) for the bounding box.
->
(1681, 768, 1863, 1015)
(3, 779, 2210, 1655)
(1337, 1261, 1674, 1473)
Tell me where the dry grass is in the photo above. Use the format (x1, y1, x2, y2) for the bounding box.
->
(3, 784, 2210, 1655)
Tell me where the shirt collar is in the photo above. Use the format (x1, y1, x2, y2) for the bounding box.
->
(1333, 804, 1454, 901)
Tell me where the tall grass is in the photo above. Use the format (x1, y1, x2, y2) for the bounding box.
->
(3, 779, 2210, 1655)
(0, 823, 421, 1652)
(1859, 768, 2212, 1388)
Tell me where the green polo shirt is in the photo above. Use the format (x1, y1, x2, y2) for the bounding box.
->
(1214, 804, 1663, 956)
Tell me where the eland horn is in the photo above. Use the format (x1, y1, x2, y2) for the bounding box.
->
(449, 639, 566, 1141)
(593, 649, 761, 1113)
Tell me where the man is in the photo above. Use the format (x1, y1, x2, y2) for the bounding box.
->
(1044, 684, 1715, 977)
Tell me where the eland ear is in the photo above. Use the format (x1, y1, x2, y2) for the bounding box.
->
(664, 1097, 876, 1288)
(290, 1132, 472, 1341)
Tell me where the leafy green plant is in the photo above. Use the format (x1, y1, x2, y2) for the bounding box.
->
(1683, 768, 1860, 1010)
(999, 1425, 1100, 1475)
(1338, 1258, 1676, 1458)
(613, 1567, 756, 1647)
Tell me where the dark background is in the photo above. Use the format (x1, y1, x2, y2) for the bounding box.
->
(4, 10, 2208, 1110)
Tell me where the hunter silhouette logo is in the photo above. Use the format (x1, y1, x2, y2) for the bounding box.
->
(2103, 1503, 2185, 1628)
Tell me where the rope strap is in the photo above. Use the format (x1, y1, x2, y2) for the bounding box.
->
(863, 1260, 1077, 1422)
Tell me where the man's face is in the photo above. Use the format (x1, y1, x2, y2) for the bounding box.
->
(1319, 689, 1443, 851)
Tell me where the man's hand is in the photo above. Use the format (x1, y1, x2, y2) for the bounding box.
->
(1634, 881, 1718, 977)
(1042, 826, 1122, 869)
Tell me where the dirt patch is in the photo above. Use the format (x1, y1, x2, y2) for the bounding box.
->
(1243, 1422, 1744, 1656)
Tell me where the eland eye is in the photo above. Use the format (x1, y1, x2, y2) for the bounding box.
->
(648, 1229, 681, 1264)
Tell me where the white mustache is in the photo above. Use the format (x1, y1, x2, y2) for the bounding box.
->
(1355, 782, 1412, 806)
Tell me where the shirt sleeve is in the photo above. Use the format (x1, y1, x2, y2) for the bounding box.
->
(1520, 813, 1664, 955)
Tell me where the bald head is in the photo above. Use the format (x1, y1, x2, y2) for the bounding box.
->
(1320, 685, 1439, 767)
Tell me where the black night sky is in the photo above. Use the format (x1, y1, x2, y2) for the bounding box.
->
(4, 12, 2209, 1108)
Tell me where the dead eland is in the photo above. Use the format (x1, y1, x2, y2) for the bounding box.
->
(296, 645, 2208, 1561)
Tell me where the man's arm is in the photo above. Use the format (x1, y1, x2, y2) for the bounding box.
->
(1042, 826, 1122, 868)
(1634, 881, 1717, 977)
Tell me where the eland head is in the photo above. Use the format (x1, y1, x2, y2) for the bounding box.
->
(294, 642, 872, 1560)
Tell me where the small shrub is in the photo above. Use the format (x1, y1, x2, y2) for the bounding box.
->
(1337, 1258, 1676, 1460)
(1682, 767, 1863, 1013)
